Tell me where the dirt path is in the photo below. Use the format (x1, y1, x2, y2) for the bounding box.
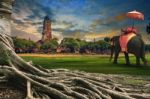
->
(18, 53, 127, 58)
(18, 54, 109, 57)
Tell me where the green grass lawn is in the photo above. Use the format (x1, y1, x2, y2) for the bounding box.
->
(21, 55, 150, 75)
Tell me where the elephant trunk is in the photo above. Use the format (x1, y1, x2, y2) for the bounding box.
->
(109, 38, 115, 61)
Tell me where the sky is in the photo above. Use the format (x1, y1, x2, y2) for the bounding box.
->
(12, 0, 150, 43)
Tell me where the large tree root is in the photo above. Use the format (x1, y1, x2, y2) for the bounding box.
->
(0, 33, 150, 99)
(1, 65, 150, 99)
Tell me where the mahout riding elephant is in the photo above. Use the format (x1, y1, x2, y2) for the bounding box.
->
(110, 35, 147, 65)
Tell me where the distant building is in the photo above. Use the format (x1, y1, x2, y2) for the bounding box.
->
(35, 15, 52, 52)
(41, 15, 52, 41)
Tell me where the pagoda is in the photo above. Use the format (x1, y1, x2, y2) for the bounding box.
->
(41, 15, 52, 41)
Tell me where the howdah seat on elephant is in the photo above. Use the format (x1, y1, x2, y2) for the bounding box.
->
(119, 27, 137, 52)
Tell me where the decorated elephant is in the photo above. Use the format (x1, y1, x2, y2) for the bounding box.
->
(110, 35, 147, 65)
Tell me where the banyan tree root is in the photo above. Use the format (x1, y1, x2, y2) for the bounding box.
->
(0, 33, 150, 99)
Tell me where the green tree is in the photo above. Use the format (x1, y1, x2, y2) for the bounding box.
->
(104, 37, 111, 42)
(40, 38, 59, 53)
(60, 38, 80, 53)
(97, 40, 109, 49)
(78, 40, 88, 53)
(12, 37, 36, 50)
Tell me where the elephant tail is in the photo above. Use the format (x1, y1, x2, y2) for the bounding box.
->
(109, 37, 115, 62)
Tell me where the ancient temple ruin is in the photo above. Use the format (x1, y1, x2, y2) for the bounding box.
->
(41, 15, 52, 41)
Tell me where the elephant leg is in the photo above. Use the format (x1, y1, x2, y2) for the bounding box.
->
(113, 51, 119, 64)
(124, 52, 130, 65)
(136, 56, 141, 66)
(141, 56, 147, 65)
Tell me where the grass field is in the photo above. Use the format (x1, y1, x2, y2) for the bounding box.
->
(20, 54, 150, 75)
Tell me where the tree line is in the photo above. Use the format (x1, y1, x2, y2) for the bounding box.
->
(13, 36, 150, 54)
(12, 37, 111, 54)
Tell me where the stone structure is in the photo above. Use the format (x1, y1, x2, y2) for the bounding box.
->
(0, 0, 14, 36)
(0, 0, 14, 19)
(41, 15, 52, 41)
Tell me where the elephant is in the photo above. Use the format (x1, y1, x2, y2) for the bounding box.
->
(110, 35, 147, 65)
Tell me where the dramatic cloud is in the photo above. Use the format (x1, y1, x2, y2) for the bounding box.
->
(11, 26, 41, 41)
(12, 0, 150, 42)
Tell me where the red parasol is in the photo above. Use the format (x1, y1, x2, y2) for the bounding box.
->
(127, 10, 144, 20)
(126, 10, 144, 28)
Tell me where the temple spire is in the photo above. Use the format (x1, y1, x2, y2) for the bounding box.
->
(41, 15, 52, 41)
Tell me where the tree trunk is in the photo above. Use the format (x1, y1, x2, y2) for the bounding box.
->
(0, 0, 150, 99)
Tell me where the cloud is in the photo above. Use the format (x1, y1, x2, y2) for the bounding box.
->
(11, 0, 149, 42)
(114, 13, 126, 22)
(11, 26, 41, 41)
(51, 14, 91, 40)
(52, 31, 63, 43)
(84, 30, 119, 40)
(52, 21, 76, 31)
(13, 0, 53, 18)
(89, 13, 128, 35)
(55, 14, 89, 30)
(12, 0, 54, 41)
(63, 29, 88, 38)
